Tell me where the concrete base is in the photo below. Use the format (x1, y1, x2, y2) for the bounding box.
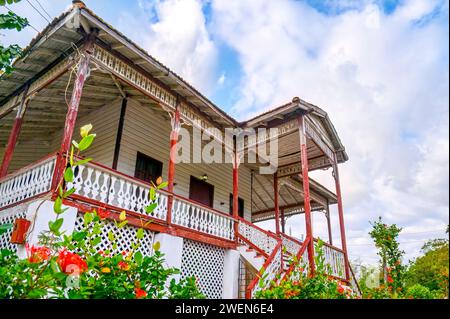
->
(154, 232, 184, 283)
(222, 249, 240, 299)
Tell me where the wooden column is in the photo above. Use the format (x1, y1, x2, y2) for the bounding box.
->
(333, 154, 350, 280)
(298, 115, 315, 275)
(325, 201, 333, 245)
(273, 173, 280, 234)
(280, 208, 285, 234)
(232, 140, 240, 241)
(0, 86, 30, 178)
(166, 106, 181, 225)
(60, 33, 96, 156)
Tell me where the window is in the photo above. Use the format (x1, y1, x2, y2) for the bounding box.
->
(134, 152, 163, 184)
(229, 194, 244, 218)
(189, 176, 214, 208)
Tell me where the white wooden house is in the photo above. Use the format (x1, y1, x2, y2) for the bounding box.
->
(0, 1, 359, 298)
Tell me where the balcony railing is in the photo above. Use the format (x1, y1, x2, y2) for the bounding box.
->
(0, 154, 56, 209)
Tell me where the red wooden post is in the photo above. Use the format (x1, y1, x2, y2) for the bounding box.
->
(273, 173, 280, 234)
(54, 33, 96, 187)
(0, 86, 30, 178)
(298, 115, 315, 275)
(166, 108, 181, 225)
(60, 36, 96, 156)
(333, 154, 350, 280)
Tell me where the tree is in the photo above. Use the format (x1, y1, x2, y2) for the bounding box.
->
(405, 226, 449, 297)
(0, 0, 29, 74)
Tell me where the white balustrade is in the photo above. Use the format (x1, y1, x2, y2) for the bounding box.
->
(172, 197, 235, 241)
(249, 244, 283, 298)
(67, 163, 168, 221)
(238, 219, 278, 255)
(319, 243, 345, 279)
(280, 233, 302, 256)
(0, 156, 56, 208)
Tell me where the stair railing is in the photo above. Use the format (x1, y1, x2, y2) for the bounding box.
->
(236, 217, 283, 298)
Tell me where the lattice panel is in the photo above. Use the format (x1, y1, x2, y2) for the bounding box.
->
(0, 208, 27, 252)
(73, 213, 155, 256)
(181, 239, 225, 299)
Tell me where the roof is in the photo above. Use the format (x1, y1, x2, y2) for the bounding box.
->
(0, 1, 347, 162)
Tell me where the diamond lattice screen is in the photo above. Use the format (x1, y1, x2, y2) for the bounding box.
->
(73, 213, 155, 256)
(180, 239, 225, 299)
(0, 208, 26, 252)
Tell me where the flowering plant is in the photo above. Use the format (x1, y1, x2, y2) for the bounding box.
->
(255, 240, 357, 299)
(0, 124, 204, 299)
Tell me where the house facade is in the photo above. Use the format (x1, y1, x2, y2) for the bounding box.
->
(0, 1, 359, 298)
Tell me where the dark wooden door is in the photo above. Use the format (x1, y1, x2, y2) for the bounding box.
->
(189, 176, 214, 207)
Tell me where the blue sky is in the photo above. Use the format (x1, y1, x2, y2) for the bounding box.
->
(1, 0, 449, 266)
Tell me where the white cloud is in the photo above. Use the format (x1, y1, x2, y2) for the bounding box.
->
(212, 0, 449, 262)
(117, 0, 218, 94)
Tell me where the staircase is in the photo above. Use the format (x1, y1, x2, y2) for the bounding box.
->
(236, 217, 361, 298)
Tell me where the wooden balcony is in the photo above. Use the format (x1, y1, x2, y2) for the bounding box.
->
(0, 153, 358, 296)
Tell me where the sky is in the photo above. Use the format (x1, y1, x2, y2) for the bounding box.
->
(1, 0, 449, 267)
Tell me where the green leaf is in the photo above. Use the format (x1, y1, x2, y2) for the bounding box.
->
(77, 134, 96, 151)
(53, 197, 63, 214)
(83, 212, 93, 226)
(117, 220, 128, 228)
(63, 187, 76, 198)
(134, 251, 143, 266)
(64, 167, 74, 183)
(49, 218, 64, 234)
(136, 228, 145, 240)
(107, 230, 115, 242)
(149, 187, 156, 201)
(92, 236, 101, 246)
(157, 181, 168, 189)
(72, 231, 87, 242)
(73, 158, 92, 167)
(0, 223, 13, 235)
(145, 203, 157, 214)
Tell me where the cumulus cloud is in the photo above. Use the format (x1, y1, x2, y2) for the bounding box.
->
(116, 0, 218, 94)
(211, 0, 449, 262)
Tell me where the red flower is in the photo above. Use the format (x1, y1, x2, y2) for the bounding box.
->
(337, 285, 345, 294)
(135, 287, 147, 299)
(387, 275, 394, 283)
(118, 260, 130, 271)
(26, 244, 51, 263)
(57, 249, 88, 275)
(97, 208, 109, 220)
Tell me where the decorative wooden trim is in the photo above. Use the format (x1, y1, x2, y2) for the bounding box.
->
(91, 44, 177, 109)
(304, 118, 335, 161)
(277, 155, 331, 177)
(91, 44, 233, 151)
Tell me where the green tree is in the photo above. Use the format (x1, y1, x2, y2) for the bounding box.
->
(1, 0, 29, 74)
(405, 226, 449, 298)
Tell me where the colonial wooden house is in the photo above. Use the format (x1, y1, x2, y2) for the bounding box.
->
(0, 1, 359, 298)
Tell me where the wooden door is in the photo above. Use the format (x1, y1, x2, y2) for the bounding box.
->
(189, 176, 214, 207)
